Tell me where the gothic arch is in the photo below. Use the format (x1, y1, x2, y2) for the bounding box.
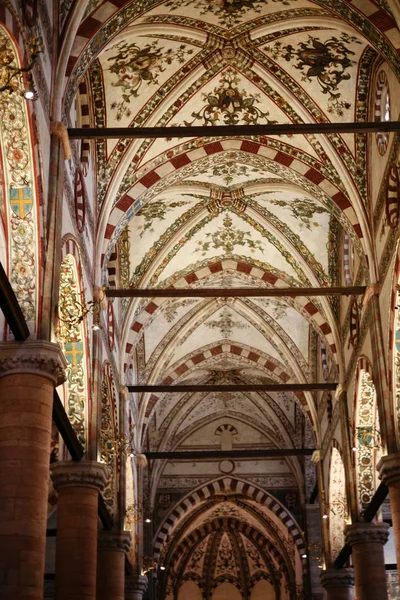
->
(153, 477, 305, 560)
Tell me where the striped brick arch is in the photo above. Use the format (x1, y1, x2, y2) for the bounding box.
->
(385, 163, 400, 229)
(153, 477, 305, 559)
(61, 235, 84, 271)
(77, 79, 91, 176)
(141, 341, 312, 426)
(102, 138, 362, 268)
(123, 260, 337, 370)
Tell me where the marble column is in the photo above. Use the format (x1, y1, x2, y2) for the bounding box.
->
(345, 522, 389, 600)
(97, 530, 131, 600)
(378, 454, 400, 573)
(320, 568, 354, 600)
(51, 461, 107, 600)
(0, 340, 66, 600)
(125, 573, 148, 600)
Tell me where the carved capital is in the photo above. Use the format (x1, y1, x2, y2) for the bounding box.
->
(320, 567, 354, 589)
(0, 340, 67, 386)
(345, 522, 389, 547)
(98, 530, 131, 553)
(51, 460, 108, 492)
(125, 573, 148, 597)
(362, 283, 381, 309)
(377, 454, 400, 486)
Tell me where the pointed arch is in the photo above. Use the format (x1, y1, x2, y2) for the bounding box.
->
(100, 361, 119, 515)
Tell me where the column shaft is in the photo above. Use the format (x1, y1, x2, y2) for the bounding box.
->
(0, 341, 66, 600)
(51, 461, 107, 600)
(97, 530, 131, 600)
(345, 523, 389, 600)
(321, 567, 354, 600)
(378, 455, 400, 573)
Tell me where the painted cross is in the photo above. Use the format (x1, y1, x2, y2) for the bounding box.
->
(9, 187, 33, 218)
(64, 341, 84, 365)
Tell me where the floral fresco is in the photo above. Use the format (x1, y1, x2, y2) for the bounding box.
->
(137, 197, 192, 237)
(204, 306, 249, 338)
(265, 34, 361, 116)
(254, 193, 329, 230)
(105, 39, 194, 120)
(184, 68, 278, 127)
(164, 0, 293, 28)
(194, 213, 264, 255)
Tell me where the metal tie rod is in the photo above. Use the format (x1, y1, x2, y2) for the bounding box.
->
(107, 286, 366, 298)
(144, 449, 316, 460)
(68, 122, 400, 139)
(128, 383, 336, 393)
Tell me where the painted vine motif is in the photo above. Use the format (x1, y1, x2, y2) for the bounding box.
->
(356, 371, 380, 509)
(194, 213, 264, 255)
(184, 68, 278, 127)
(204, 306, 249, 338)
(255, 194, 328, 230)
(105, 40, 194, 120)
(329, 447, 347, 560)
(137, 197, 192, 237)
(58, 255, 86, 446)
(0, 28, 37, 327)
(265, 34, 361, 116)
(101, 375, 117, 514)
(164, 0, 294, 28)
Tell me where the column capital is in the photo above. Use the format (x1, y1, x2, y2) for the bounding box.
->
(345, 522, 389, 546)
(125, 573, 148, 595)
(98, 529, 131, 553)
(51, 460, 108, 492)
(320, 567, 354, 589)
(377, 453, 400, 486)
(0, 340, 67, 386)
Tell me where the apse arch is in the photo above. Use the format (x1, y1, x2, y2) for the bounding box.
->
(153, 476, 305, 560)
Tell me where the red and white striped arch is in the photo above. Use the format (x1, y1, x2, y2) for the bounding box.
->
(153, 476, 306, 558)
(101, 139, 362, 269)
(123, 260, 337, 372)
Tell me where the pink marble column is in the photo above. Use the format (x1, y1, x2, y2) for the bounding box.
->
(0, 341, 66, 600)
(51, 461, 107, 600)
(97, 530, 131, 600)
(345, 522, 389, 600)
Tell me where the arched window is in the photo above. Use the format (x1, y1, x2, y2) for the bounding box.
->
(57, 253, 88, 446)
(329, 447, 347, 560)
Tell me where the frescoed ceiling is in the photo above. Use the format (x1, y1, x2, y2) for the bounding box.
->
(64, 0, 400, 594)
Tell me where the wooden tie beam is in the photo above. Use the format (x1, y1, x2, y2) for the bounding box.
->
(145, 448, 315, 460)
(68, 121, 400, 139)
(128, 383, 336, 393)
(107, 286, 365, 298)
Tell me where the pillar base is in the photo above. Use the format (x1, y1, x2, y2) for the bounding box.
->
(320, 568, 354, 600)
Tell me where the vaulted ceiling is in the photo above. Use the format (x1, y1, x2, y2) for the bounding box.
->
(65, 0, 400, 594)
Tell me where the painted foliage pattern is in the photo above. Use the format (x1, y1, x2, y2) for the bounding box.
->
(356, 371, 380, 509)
(164, 0, 294, 27)
(101, 376, 117, 514)
(58, 255, 86, 445)
(105, 39, 194, 121)
(329, 447, 347, 560)
(183, 68, 278, 127)
(0, 28, 37, 326)
(265, 33, 361, 116)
